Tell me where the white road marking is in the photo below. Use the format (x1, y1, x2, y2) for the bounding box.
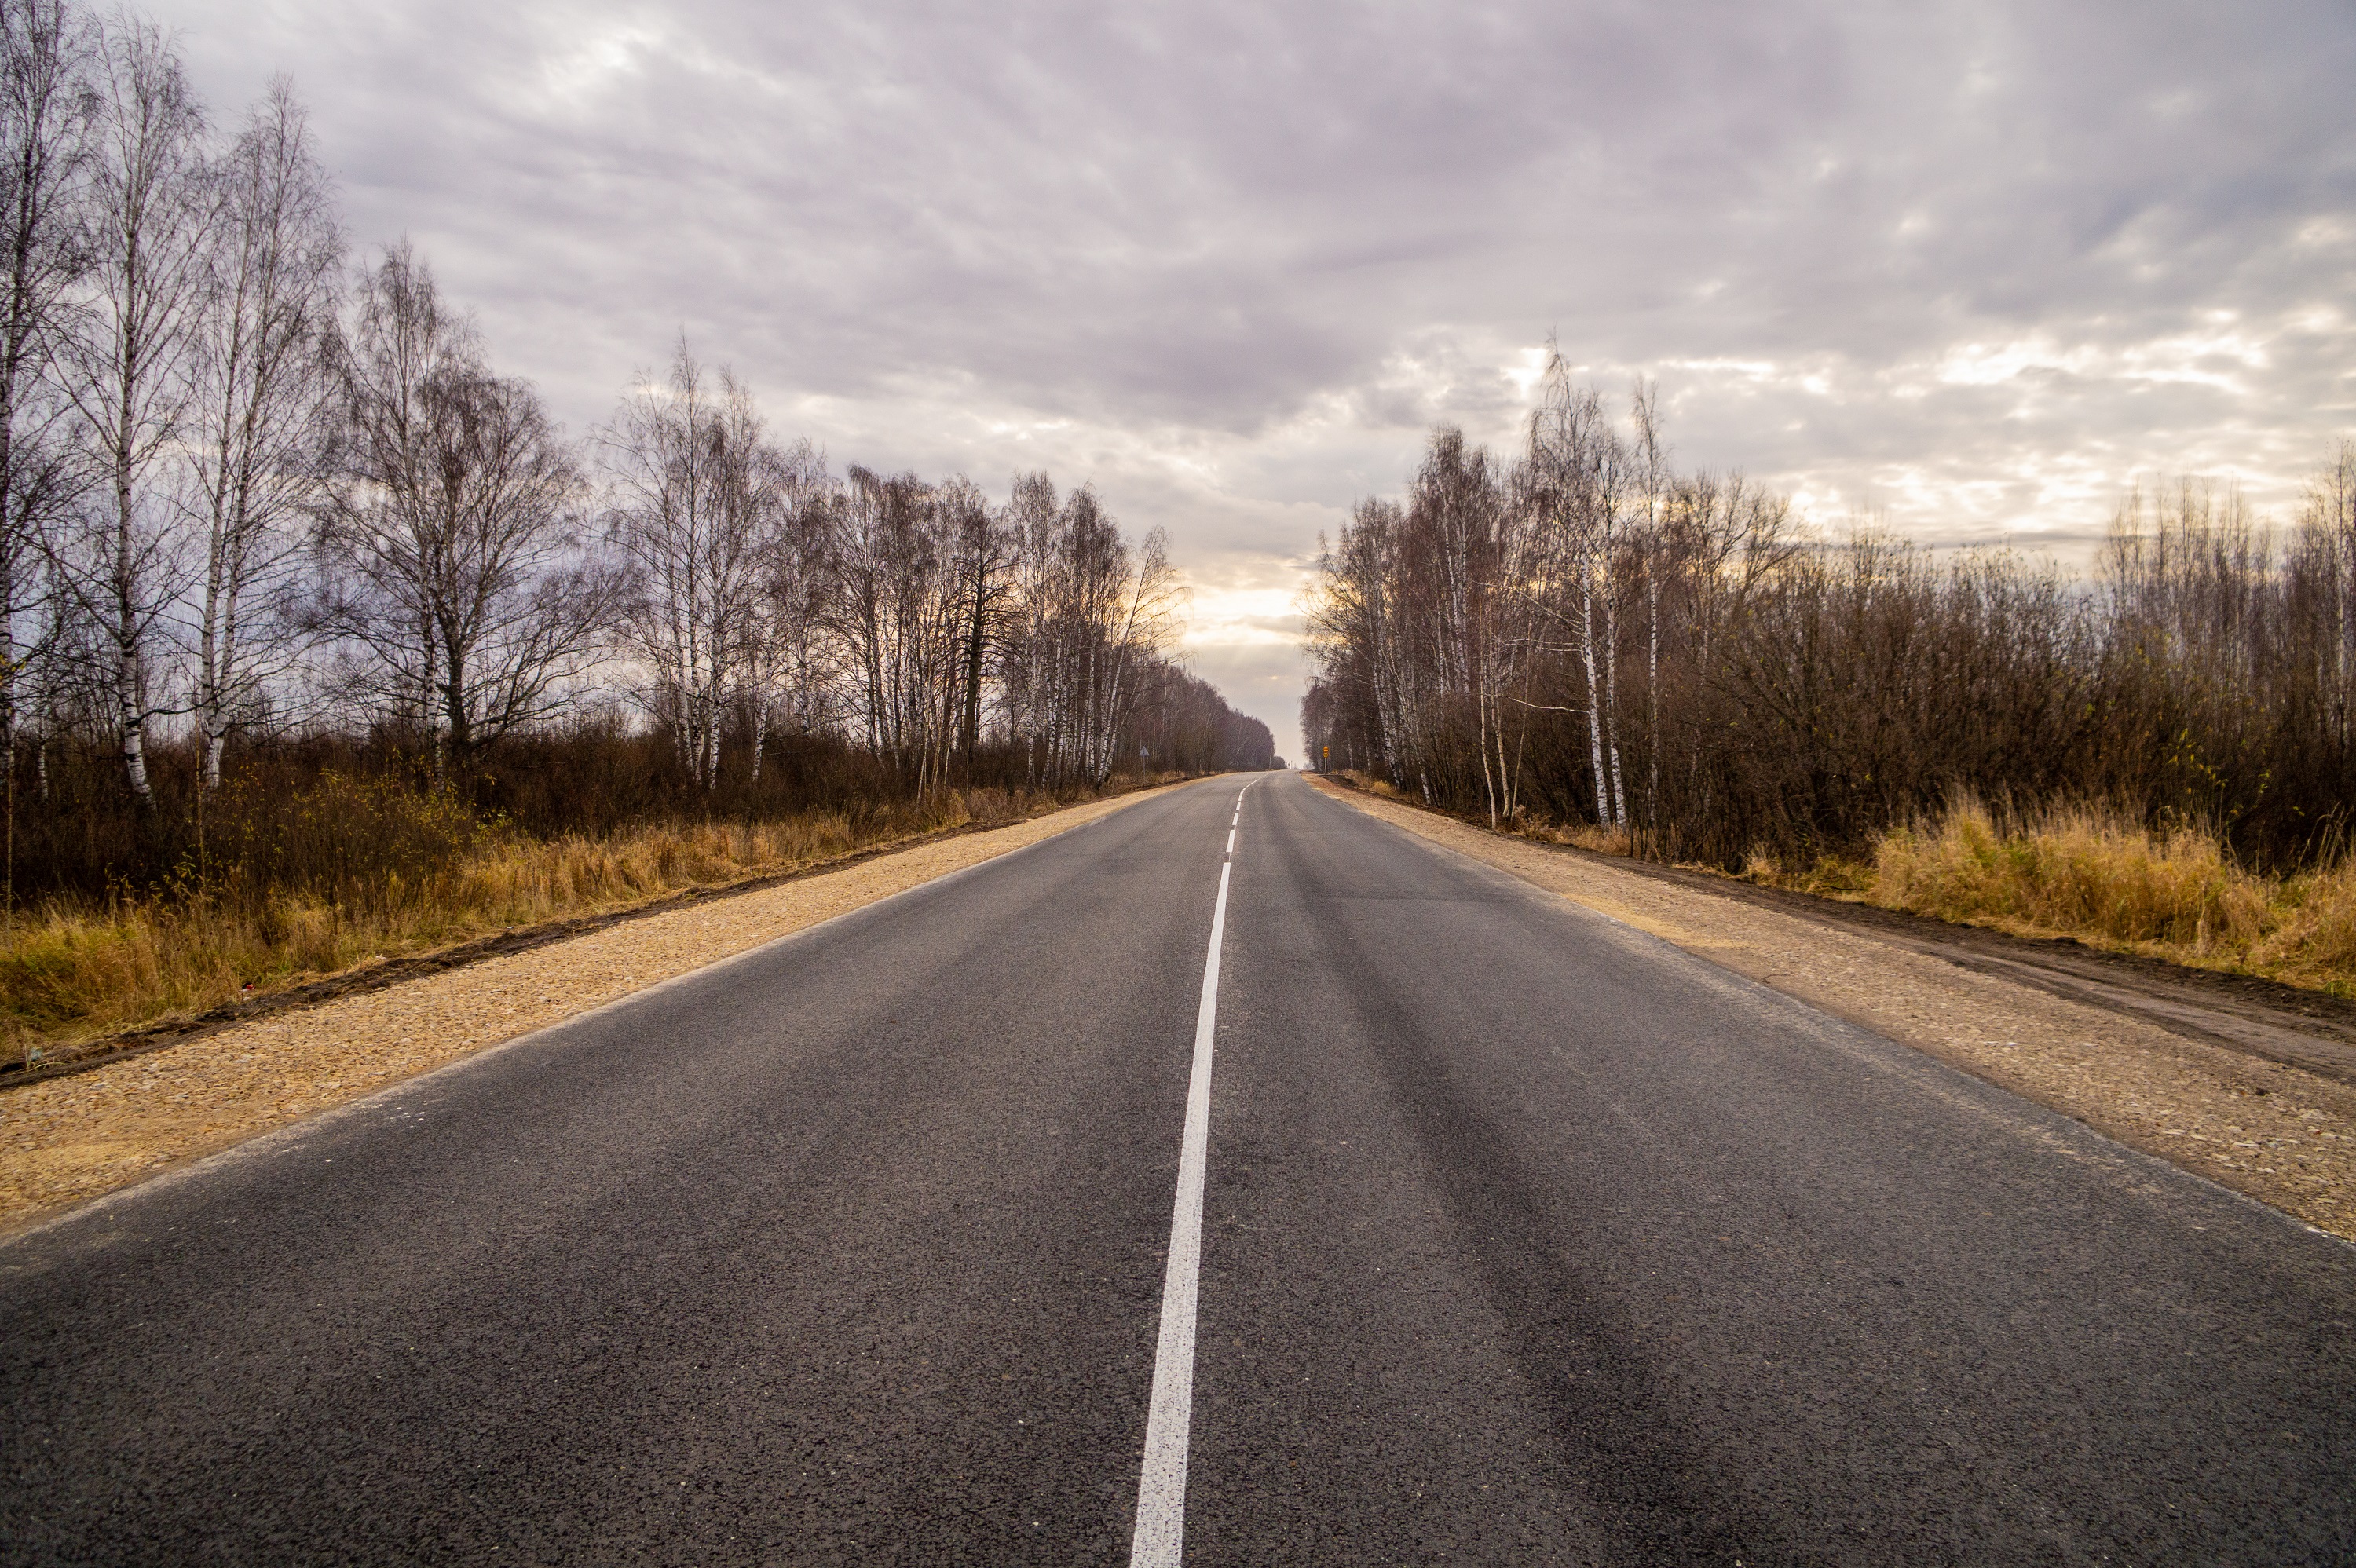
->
(1129, 786, 1246, 1567)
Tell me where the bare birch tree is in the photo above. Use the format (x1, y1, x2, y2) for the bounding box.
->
(1001, 470, 1060, 784)
(936, 475, 1011, 788)
(1525, 351, 1626, 827)
(319, 243, 613, 780)
(1304, 499, 1407, 782)
(53, 13, 213, 806)
(1630, 378, 1665, 833)
(0, 0, 92, 910)
(599, 343, 773, 791)
(997, 481, 1182, 788)
(828, 465, 984, 788)
(186, 76, 339, 788)
(740, 435, 832, 782)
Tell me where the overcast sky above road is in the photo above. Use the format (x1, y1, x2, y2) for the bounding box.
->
(155, 0, 2354, 758)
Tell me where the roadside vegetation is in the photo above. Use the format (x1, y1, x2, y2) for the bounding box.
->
(0, 4, 1276, 1057)
(1857, 800, 2356, 993)
(2, 761, 1145, 1054)
(1305, 345, 2356, 991)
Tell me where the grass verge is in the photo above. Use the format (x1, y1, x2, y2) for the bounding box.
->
(1335, 772, 2356, 996)
(1849, 799, 2356, 994)
(0, 777, 1147, 1061)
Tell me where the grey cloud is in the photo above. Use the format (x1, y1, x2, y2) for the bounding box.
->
(177, 4, 2354, 421)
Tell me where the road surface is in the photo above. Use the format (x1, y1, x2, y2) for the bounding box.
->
(4, 773, 2351, 1564)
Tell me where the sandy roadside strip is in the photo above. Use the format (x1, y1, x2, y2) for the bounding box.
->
(1312, 776, 2356, 1243)
(0, 783, 1184, 1234)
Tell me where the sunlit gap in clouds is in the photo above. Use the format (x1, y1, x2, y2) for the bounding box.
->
(532, 23, 668, 114)
(1180, 587, 1307, 655)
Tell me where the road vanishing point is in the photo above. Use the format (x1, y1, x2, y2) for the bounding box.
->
(4, 773, 2351, 1564)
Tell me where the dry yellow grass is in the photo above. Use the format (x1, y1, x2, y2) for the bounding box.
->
(1505, 813, 1635, 857)
(0, 783, 1111, 1060)
(1864, 799, 2356, 992)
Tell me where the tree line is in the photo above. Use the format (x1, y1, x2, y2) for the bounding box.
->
(1303, 346, 2356, 871)
(0, 3, 1273, 899)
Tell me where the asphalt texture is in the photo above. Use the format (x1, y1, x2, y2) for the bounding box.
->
(3, 772, 2351, 1565)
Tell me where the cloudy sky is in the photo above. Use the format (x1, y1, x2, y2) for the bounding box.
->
(158, 0, 2354, 759)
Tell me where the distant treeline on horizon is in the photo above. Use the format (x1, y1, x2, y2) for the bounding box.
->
(1304, 347, 2356, 871)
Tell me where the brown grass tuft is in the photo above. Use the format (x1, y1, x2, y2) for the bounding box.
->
(1870, 799, 2269, 951)
(1853, 796, 2356, 991)
(2249, 861, 2356, 986)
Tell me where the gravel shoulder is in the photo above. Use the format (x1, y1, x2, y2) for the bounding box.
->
(1312, 776, 2356, 1243)
(0, 784, 1180, 1235)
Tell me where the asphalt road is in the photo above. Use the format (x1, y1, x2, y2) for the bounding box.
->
(3, 772, 2351, 1565)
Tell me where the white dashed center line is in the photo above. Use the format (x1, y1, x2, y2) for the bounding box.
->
(1129, 782, 1250, 1567)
